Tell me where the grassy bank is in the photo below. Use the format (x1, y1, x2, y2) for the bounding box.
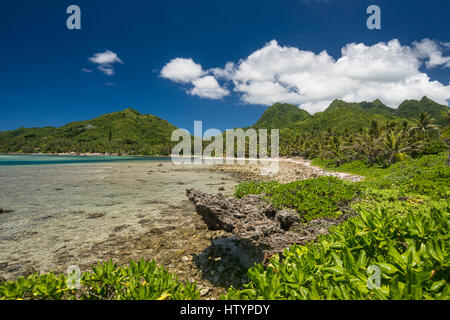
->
(311, 158, 387, 178)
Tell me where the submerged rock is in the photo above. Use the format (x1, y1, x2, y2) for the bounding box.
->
(87, 212, 105, 219)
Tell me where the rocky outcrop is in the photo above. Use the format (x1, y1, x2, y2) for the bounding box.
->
(0, 208, 14, 214)
(186, 189, 353, 268)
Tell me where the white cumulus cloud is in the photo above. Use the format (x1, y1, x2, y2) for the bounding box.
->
(189, 76, 230, 99)
(89, 50, 123, 65)
(88, 50, 123, 76)
(413, 39, 450, 68)
(160, 58, 229, 99)
(161, 39, 450, 111)
(160, 58, 204, 83)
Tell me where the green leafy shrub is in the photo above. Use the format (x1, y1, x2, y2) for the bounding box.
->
(394, 152, 408, 162)
(234, 177, 361, 221)
(234, 180, 279, 198)
(417, 140, 447, 156)
(222, 206, 449, 300)
(354, 187, 449, 218)
(0, 259, 199, 300)
(0, 272, 69, 300)
(372, 154, 450, 199)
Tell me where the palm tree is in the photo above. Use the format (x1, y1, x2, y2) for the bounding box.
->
(353, 132, 383, 165)
(401, 120, 409, 133)
(327, 135, 345, 166)
(384, 120, 397, 131)
(409, 112, 439, 134)
(369, 120, 380, 138)
(382, 130, 411, 165)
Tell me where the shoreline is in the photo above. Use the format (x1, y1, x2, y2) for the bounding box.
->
(0, 155, 362, 299)
(0, 153, 364, 182)
(0, 152, 170, 157)
(209, 156, 363, 183)
(0, 160, 243, 299)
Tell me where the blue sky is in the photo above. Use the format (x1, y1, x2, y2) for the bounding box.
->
(0, 0, 449, 133)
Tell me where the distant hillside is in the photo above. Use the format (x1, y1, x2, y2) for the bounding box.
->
(254, 97, 449, 133)
(253, 103, 311, 129)
(396, 96, 449, 126)
(1, 97, 448, 156)
(325, 99, 396, 116)
(289, 99, 400, 133)
(0, 108, 178, 155)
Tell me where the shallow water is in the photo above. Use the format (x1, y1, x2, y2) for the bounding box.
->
(0, 154, 170, 165)
(0, 158, 240, 280)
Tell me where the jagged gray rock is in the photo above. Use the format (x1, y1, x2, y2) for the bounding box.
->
(186, 188, 353, 268)
(186, 189, 300, 240)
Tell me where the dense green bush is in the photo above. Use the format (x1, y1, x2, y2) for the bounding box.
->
(354, 187, 449, 218)
(234, 180, 279, 198)
(314, 153, 450, 199)
(372, 154, 450, 199)
(234, 177, 361, 221)
(417, 140, 448, 156)
(0, 259, 199, 300)
(226, 154, 450, 300)
(223, 206, 449, 300)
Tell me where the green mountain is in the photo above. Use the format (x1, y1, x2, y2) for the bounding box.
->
(325, 99, 396, 116)
(0, 108, 178, 155)
(396, 96, 449, 126)
(1, 97, 448, 156)
(254, 97, 449, 133)
(286, 99, 401, 133)
(253, 103, 311, 129)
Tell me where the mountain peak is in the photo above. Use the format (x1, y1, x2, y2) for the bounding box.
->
(122, 108, 141, 115)
(330, 99, 347, 106)
(253, 103, 310, 129)
(371, 99, 385, 106)
(397, 97, 449, 125)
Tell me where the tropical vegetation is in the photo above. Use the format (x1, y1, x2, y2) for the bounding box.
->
(0, 259, 199, 300)
(0, 108, 177, 155)
(274, 97, 449, 167)
(0, 97, 448, 300)
(234, 177, 360, 222)
(223, 153, 450, 300)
